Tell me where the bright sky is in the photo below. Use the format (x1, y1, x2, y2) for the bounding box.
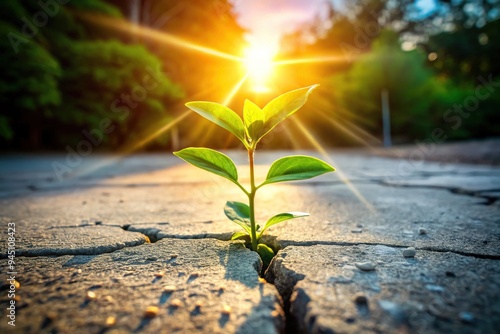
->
(233, 0, 329, 52)
(232, 0, 437, 52)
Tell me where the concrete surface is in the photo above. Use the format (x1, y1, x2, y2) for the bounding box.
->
(0, 150, 499, 333)
(0, 239, 283, 334)
(266, 244, 500, 334)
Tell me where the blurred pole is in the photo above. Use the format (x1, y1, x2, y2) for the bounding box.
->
(381, 89, 392, 147)
(130, 0, 142, 42)
(171, 126, 179, 151)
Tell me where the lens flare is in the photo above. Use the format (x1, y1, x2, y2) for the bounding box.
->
(291, 118, 376, 213)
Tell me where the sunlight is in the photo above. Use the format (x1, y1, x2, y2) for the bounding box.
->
(69, 110, 192, 180)
(291, 118, 376, 213)
(274, 55, 348, 66)
(243, 44, 276, 92)
(199, 73, 249, 147)
(222, 73, 250, 105)
(79, 13, 242, 62)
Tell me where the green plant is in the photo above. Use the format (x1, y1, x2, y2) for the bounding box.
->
(174, 85, 335, 263)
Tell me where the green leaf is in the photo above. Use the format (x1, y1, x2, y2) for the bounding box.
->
(258, 212, 309, 238)
(185, 101, 246, 145)
(231, 231, 250, 241)
(262, 155, 335, 186)
(259, 85, 318, 140)
(224, 201, 251, 233)
(257, 244, 275, 266)
(174, 147, 238, 184)
(243, 99, 264, 143)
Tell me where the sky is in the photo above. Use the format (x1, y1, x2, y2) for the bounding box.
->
(232, 0, 437, 51)
(233, 0, 329, 51)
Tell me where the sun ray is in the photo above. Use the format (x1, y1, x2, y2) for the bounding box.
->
(291, 118, 376, 213)
(222, 73, 249, 105)
(78, 13, 243, 62)
(199, 73, 249, 147)
(126, 111, 191, 152)
(315, 110, 380, 149)
(341, 118, 383, 145)
(282, 125, 302, 150)
(69, 110, 192, 180)
(273, 55, 349, 66)
(310, 92, 383, 145)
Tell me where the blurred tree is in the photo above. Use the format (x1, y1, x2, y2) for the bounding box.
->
(426, 18, 500, 80)
(0, 0, 182, 150)
(0, 21, 61, 147)
(328, 31, 453, 141)
(105, 0, 247, 148)
(277, 0, 500, 144)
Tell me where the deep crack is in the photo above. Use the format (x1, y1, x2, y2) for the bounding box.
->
(279, 240, 500, 260)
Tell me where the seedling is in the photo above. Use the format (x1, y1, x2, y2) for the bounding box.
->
(174, 85, 335, 264)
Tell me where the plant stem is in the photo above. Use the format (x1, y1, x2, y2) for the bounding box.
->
(248, 147, 258, 251)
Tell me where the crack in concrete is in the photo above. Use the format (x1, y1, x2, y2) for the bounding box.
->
(288, 179, 500, 205)
(278, 240, 500, 260)
(375, 181, 500, 205)
(263, 238, 500, 334)
(1, 237, 148, 258)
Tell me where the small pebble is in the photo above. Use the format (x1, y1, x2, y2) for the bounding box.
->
(105, 316, 116, 327)
(163, 285, 176, 293)
(356, 224, 363, 228)
(170, 299, 183, 308)
(418, 227, 427, 235)
(355, 262, 376, 271)
(144, 306, 159, 318)
(403, 247, 416, 258)
(351, 229, 363, 233)
(155, 271, 165, 278)
(353, 293, 368, 304)
(221, 304, 232, 315)
(425, 284, 445, 292)
(104, 295, 114, 303)
(459, 311, 474, 324)
(85, 291, 96, 301)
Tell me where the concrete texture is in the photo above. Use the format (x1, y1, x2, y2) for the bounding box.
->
(0, 150, 498, 333)
(266, 244, 500, 334)
(0, 239, 284, 334)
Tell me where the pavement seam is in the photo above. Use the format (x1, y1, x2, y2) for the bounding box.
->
(278, 241, 500, 260)
(374, 181, 500, 205)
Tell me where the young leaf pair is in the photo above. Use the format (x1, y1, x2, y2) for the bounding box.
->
(174, 85, 335, 263)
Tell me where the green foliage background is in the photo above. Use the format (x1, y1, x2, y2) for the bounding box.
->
(0, 0, 498, 150)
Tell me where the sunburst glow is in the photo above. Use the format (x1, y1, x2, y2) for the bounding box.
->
(243, 45, 276, 92)
(75, 9, 377, 215)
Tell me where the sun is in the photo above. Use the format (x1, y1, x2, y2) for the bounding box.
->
(242, 44, 276, 93)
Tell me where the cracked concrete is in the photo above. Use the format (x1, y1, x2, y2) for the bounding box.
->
(0, 239, 284, 334)
(0, 151, 499, 333)
(266, 244, 500, 334)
